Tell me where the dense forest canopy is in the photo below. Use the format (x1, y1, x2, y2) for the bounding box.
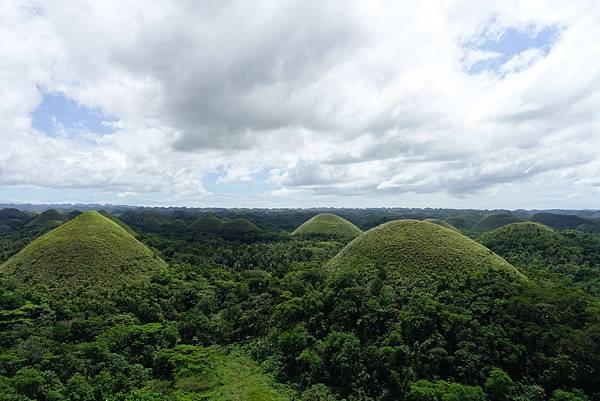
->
(1, 206, 600, 401)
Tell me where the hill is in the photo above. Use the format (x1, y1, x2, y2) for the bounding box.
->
(0, 208, 32, 227)
(25, 209, 67, 228)
(531, 212, 590, 229)
(189, 214, 259, 240)
(327, 219, 523, 290)
(1, 211, 166, 293)
(99, 210, 137, 236)
(190, 213, 226, 233)
(292, 214, 362, 238)
(423, 218, 460, 232)
(473, 213, 527, 231)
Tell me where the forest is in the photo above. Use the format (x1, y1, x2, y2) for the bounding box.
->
(1, 206, 600, 401)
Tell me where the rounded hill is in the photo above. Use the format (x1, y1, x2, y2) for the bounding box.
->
(25, 209, 66, 228)
(479, 222, 562, 262)
(326, 220, 523, 289)
(292, 214, 362, 238)
(190, 213, 225, 233)
(423, 218, 460, 232)
(1, 211, 166, 293)
(473, 213, 527, 232)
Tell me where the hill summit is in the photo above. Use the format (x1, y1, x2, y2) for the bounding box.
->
(473, 213, 527, 232)
(25, 208, 66, 228)
(292, 213, 362, 238)
(1, 211, 166, 293)
(327, 219, 523, 290)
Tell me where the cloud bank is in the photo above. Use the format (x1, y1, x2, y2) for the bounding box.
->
(1, 0, 600, 208)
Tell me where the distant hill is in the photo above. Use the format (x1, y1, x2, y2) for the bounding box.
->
(25, 209, 67, 228)
(473, 213, 527, 231)
(531, 212, 591, 229)
(327, 220, 523, 291)
(423, 218, 460, 232)
(479, 222, 560, 258)
(99, 210, 137, 236)
(190, 214, 259, 240)
(0, 208, 32, 227)
(1, 211, 166, 293)
(292, 214, 362, 238)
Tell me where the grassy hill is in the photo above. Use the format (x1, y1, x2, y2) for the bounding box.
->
(327, 219, 523, 291)
(292, 213, 362, 238)
(423, 218, 460, 232)
(25, 209, 66, 228)
(473, 213, 527, 231)
(190, 214, 259, 239)
(1, 211, 166, 293)
(99, 210, 137, 236)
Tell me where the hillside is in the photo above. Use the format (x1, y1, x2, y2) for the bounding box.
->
(190, 214, 259, 239)
(292, 213, 362, 238)
(0, 208, 32, 227)
(473, 213, 527, 231)
(479, 222, 559, 255)
(327, 219, 522, 290)
(1, 211, 166, 292)
(423, 218, 460, 232)
(25, 208, 66, 228)
(531, 212, 590, 229)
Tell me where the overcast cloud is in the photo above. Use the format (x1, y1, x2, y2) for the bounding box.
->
(1, 0, 600, 208)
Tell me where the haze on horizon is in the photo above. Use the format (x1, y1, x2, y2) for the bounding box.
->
(1, 1, 600, 209)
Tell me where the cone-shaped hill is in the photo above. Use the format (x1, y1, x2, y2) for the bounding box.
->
(473, 213, 527, 232)
(189, 214, 259, 239)
(25, 209, 67, 228)
(292, 214, 362, 238)
(423, 218, 460, 233)
(1, 211, 166, 293)
(326, 220, 524, 290)
(479, 222, 562, 262)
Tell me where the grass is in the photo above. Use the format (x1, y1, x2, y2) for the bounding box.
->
(25, 209, 66, 227)
(473, 213, 527, 232)
(423, 218, 460, 233)
(1, 211, 166, 293)
(326, 219, 524, 290)
(292, 213, 362, 238)
(159, 345, 294, 400)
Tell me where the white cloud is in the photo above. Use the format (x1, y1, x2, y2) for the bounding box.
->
(1, 0, 600, 208)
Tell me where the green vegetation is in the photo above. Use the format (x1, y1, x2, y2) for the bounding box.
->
(480, 221, 600, 296)
(25, 208, 66, 228)
(473, 213, 527, 231)
(1, 207, 600, 401)
(1, 211, 165, 293)
(99, 210, 138, 236)
(190, 214, 259, 241)
(327, 219, 523, 290)
(292, 213, 362, 238)
(0, 208, 31, 227)
(423, 218, 460, 232)
(531, 212, 591, 229)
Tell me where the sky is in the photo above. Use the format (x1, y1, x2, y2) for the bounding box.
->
(1, 1, 600, 209)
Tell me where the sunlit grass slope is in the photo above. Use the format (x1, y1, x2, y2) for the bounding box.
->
(1, 211, 166, 292)
(473, 213, 527, 232)
(155, 345, 294, 401)
(327, 219, 523, 290)
(423, 218, 460, 232)
(292, 213, 362, 238)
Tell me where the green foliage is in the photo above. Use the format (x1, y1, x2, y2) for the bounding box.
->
(292, 214, 362, 239)
(407, 379, 486, 401)
(474, 214, 528, 232)
(531, 213, 590, 230)
(1, 211, 166, 294)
